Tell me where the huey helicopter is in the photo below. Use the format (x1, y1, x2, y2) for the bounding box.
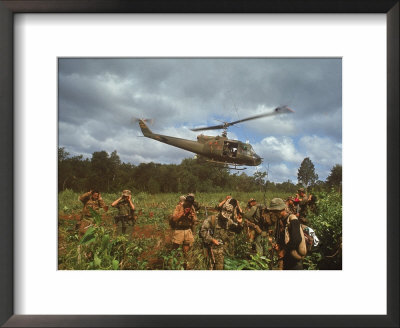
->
(137, 106, 293, 170)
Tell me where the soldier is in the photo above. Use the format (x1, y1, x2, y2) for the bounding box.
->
(171, 194, 198, 269)
(285, 196, 298, 216)
(77, 190, 108, 234)
(216, 195, 242, 256)
(297, 187, 312, 224)
(269, 198, 305, 270)
(243, 198, 265, 255)
(200, 198, 243, 270)
(111, 190, 136, 237)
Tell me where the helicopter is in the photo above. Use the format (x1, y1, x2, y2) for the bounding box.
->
(137, 106, 293, 170)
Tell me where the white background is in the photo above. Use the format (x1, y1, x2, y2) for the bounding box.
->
(14, 14, 386, 315)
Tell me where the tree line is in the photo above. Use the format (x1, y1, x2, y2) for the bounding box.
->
(58, 148, 342, 194)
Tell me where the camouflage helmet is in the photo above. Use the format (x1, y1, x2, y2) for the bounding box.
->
(179, 195, 186, 202)
(267, 198, 286, 211)
(298, 187, 305, 193)
(248, 198, 256, 204)
(187, 193, 195, 198)
(122, 190, 131, 197)
(221, 202, 234, 219)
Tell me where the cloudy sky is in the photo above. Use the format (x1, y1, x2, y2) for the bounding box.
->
(58, 58, 341, 183)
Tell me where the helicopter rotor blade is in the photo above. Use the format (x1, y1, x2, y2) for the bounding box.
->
(191, 123, 226, 132)
(227, 106, 294, 126)
(190, 106, 294, 132)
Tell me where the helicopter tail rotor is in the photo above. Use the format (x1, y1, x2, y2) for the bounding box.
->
(131, 117, 154, 125)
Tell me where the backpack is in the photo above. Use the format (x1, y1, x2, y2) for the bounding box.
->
(284, 214, 307, 260)
(167, 214, 176, 229)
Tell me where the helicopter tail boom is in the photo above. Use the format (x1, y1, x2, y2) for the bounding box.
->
(138, 120, 154, 137)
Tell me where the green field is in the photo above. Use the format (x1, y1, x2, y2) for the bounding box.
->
(58, 190, 342, 270)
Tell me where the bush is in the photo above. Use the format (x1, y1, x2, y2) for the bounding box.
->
(307, 190, 342, 269)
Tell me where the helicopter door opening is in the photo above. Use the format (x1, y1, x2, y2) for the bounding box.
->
(223, 141, 238, 158)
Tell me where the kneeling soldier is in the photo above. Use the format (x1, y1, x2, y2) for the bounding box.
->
(112, 190, 136, 237)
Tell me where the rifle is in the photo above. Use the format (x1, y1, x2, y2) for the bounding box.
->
(244, 219, 262, 234)
(114, 214, 135, 226)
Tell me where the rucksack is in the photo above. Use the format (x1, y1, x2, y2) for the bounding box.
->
(167, 214, 177, 229)
(284, 214, 307, 260)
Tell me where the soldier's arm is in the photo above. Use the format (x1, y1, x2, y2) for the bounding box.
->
(98, 197, 108, 212)
(98, 197, 106, 208)
(172, 204, 184, 221)
(111, 197, 122, 207)
(298, 195, 308, 206)
(191, 207, 198, 224)
(79, 191, 92, 204)
(243, 207, 256, 220)
(217, 196, 230, 209)
(228, 219, 243, 233)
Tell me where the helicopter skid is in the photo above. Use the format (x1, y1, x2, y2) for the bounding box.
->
(205, 159, 247, 170)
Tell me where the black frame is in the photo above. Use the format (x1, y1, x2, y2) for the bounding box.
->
(0, 1, 398, 327)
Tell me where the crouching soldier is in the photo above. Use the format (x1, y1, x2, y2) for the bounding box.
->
(111, 190, 136, 237)
(200, 198, 243, 270)
(171, 194, 198, 269)
(77, 190, 108, 235)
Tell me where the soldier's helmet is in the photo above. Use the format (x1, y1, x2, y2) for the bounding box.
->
(298, 187, 305, 193)
(187, 193, 195, 198)
(267, 198, 286, 211)
(179, 195, 186, 202)
(122, 190, 131, 197)
(248, 198, 256, 204)
(221, 202, 234, 219)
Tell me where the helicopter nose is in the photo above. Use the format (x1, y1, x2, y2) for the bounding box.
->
(253, 154, 262, 165)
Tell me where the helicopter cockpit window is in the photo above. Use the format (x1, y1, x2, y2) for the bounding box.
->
(241, 144, 254, 156)
(223, 141, 238, 158)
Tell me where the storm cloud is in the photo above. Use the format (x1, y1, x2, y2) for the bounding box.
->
(58, 58, 342, 182)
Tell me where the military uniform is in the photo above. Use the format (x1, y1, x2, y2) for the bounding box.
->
(79, 191, 106, 218)
(114, 198, 135, 236)
(200, 211, 243, 270)
(77, 191, 107, 235)
(287, 202, 298, 216)
(297, 189, 309, 224)
(244, 202, 264, 255)
(171, 202, 197, 246)
(270, 198, 304, 270)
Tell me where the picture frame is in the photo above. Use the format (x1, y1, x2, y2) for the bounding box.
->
(0, 0, 398, 326)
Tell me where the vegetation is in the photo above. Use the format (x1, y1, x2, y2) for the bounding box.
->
(58, 147, 342, 270)
(58, 189, 342, 270)
(59, 148, 339, 195)
(297, 157, 319, 188)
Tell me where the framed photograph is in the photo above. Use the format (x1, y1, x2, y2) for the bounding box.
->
(1, 1, 398, 327)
